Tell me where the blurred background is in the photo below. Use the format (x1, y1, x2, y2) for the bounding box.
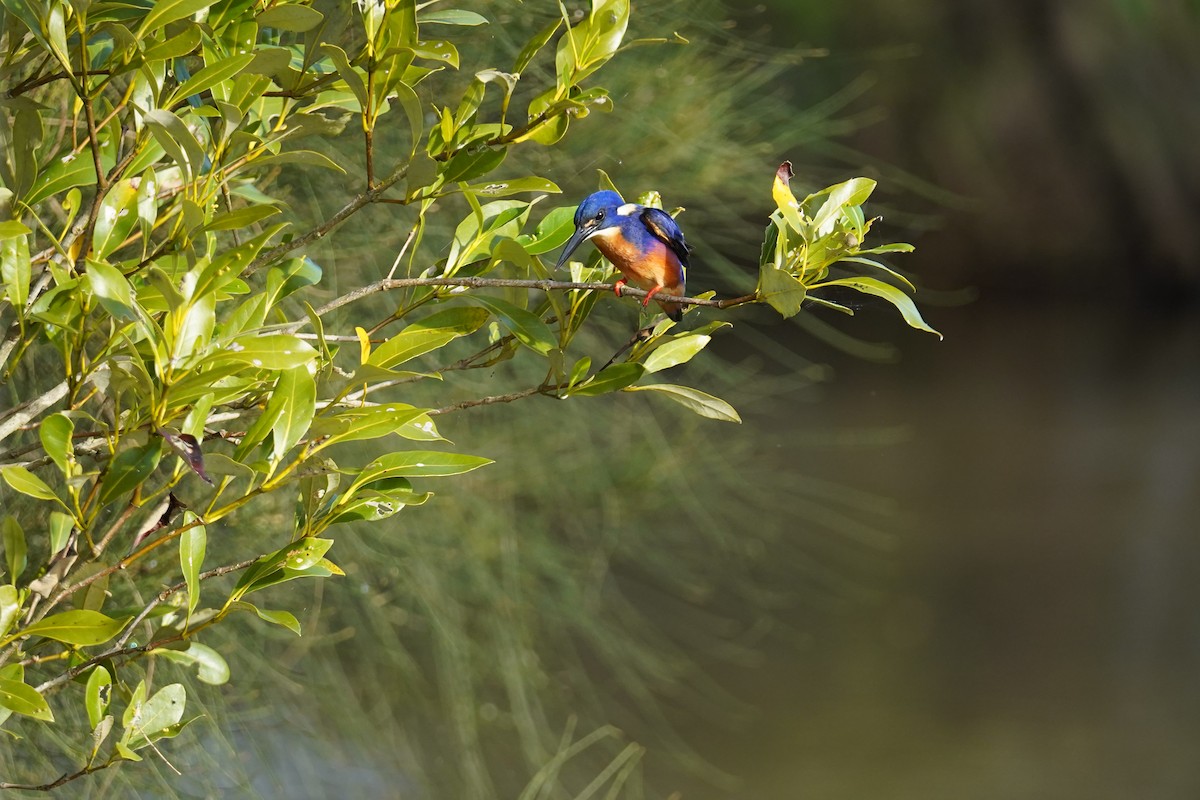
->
(63, 1, 1200, 797)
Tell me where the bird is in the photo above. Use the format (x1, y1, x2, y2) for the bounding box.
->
(554, 190, 689, 322)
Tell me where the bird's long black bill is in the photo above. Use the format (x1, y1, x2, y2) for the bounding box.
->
(554, 226, 592, 271)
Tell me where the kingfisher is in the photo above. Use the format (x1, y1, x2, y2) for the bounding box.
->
(554, 190, 689, 322)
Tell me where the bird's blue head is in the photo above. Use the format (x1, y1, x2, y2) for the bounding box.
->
(555, 190, 626, 271)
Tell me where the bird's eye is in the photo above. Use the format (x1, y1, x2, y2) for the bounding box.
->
(595, 209, 606, 221)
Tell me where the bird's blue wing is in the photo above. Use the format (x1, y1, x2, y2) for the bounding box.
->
(640, 207, 690, 267)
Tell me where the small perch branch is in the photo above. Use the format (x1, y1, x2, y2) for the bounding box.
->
(307, 276, 758, 320)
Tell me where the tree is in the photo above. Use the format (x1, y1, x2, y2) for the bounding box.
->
(0, 0, 936, 790)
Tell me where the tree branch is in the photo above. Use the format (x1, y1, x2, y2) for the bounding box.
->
(249, 161, 411, 272)
(301, 276, 757, 324)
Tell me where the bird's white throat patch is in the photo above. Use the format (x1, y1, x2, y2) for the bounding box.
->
(616, 203, 639, 216)
(586, 226, 622, 240)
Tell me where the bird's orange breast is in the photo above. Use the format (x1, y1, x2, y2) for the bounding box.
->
(592, 232, 685, 294)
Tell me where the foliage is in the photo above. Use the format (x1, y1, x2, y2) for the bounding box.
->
(0, 0, 935, 790)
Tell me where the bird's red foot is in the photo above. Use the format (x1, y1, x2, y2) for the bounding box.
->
(641, 284, 665, 307)
(613, 279, 627, 297)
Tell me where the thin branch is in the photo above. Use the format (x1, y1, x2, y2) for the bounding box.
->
(305, 276, 756, 321)
(34, 557, 258, 695)
(0, 761, 117, 791)
(429, 385, 552, 416)
(249, 161, 411, 272)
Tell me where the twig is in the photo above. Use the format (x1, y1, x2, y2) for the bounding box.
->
(305, 277, 756, 322)
(0, 761, 117, 791)
(33, 557, 259, 695)
(249, 161, 411, 272)
(429, 385, 551, 416)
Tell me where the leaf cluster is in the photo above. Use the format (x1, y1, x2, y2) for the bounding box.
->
(0, 0, 937, 790)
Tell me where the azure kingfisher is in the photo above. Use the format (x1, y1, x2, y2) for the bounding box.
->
(554, 190, 689, 322)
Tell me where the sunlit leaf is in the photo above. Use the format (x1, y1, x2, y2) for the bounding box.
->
(817, 277, 942, 339)
(124, 683, 185, 750)
(179, 515, 205, 615)
(136, 0, 215, 37)
(623, 384, 741, 423)
(569, 363, 645, 397)
(0, 585, 21, 640)
(20, 610, 130, 646)
(39, 413, 74, 477)
(466, 295, 555, 354)
(353, 451, 493, 489)
(642, 335, 711, 373)
(221, 334, 318, 370)
(420, 9, 488, 26)
(367, 307, 489, 370)
(810, 177, 876, 236)
(757, 265, 806, 318)
(86, 258, 137, 319)
(231, 601, 300, 636)
(0, 678, 53, 721)
(2, 517, 26, 585)
(0, 465, 60, 503)
(270, 365, 316, 463)
(85, 666, 113, 729)
(311, 405, 428, 444)
(152, 642, 230, 685)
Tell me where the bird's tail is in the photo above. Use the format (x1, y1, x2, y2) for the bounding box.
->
(658, 299, 683, 322)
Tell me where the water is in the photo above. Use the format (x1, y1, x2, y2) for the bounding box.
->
(689, 299, 1200, 799)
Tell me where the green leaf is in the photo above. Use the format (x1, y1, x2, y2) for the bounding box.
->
(0, 677, 53, 721)
(48, 511, 73, 556)
(166, 53, 256, 108)
(0, 465, 60, 503)
(420, 9, 488, 26)
(839, 256, 916, 292)
(0, 585, 21, 640)
(810, 177, 876, 236)
(366, 307, 489, 370)
(1, 224, 31, 312)
(624, 384, 741, 423)
(85, 666, 112, 730)
(518, 205, 575, 255)
(757, 265, 807, 318)
(202, 205, 282, 232)
(319, 44, 367, 107)
(466, 176, 560, 198)
(352, 451, 493, 490)
(441, 147, 505, 183)
(122, 680, 146, 729)
(179, 517, 205, 615)
(818, 277, 943, 339)
(124, 683, 185, 750)
(136, 0, 216, 37)
(466, 295, 555, 354)
(93, 179, 141, 259)
(86, 258, 137, 320)
(222, 334, 318, 370)
(97, 441, 162, 508)
(152, 642, 229, 685)
(514, 17, 561, 73)
(270, 365, 316, 464)
(569, 363, 645, 397)
(310, 405, 429, 444)
(232, 602, 301, 636)
(39, 413, 74, 477)
(143, 109, 206, 179)
(20, 610, 130, 646)
(2, 517, 26, 585)
(257, 3, 324, 31)
(642, 335, 711, 373)
(25, 149, 102, 206)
